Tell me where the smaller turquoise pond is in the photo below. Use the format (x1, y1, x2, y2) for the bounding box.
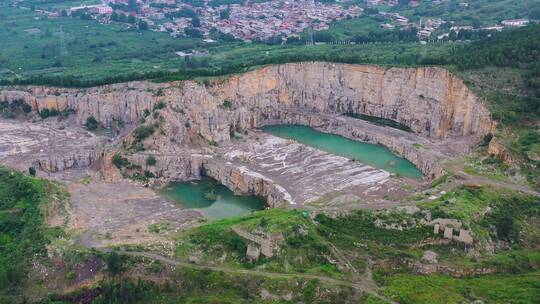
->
(158, 177, 267, 219)
(262, 125, 423, 179)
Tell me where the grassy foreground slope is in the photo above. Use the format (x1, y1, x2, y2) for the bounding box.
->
(84, 185, 539, 304)
(0, 167, 537, 303)
(0, 167, 67, 302)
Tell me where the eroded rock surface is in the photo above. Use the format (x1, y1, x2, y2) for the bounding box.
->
(0, 118, 105, 174)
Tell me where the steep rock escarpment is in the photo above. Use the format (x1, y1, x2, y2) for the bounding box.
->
(0, 63, 495, 179)
(0, 63, 494, 139)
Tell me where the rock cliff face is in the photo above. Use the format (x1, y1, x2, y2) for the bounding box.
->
(0, 63, 495, 181)
(0, 63, 494, 139)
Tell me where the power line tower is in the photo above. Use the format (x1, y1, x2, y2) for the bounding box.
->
(59, 25, 67, 58)
(306, 26, 314, 46)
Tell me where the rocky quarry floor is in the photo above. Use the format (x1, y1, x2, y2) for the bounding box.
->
(219, 131, 410, 205)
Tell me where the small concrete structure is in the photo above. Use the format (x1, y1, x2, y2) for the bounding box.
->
(443, 226, 454, 239)
(457, 229, 474, 244)
(246, 244, 261, 262)
(428, 218, 473, 245)
(232, 226, 283, 260)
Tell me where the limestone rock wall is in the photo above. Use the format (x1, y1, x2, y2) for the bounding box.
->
(0, 63, 494, 140)
(217, 63, 495, 138)
(200, 156, 293, 207)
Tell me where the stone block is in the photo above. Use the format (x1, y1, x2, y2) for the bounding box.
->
(455, 229, 474, 245)
(434, 223, 440, 234)
(246, 243, 261, 262)
(443, 227, 453, 239)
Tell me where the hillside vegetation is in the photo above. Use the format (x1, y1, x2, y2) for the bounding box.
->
(70, 185, 539, 304)
(0, 167, 67, 302)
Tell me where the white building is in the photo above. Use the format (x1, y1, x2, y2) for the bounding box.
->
(501, 19, 530, 27)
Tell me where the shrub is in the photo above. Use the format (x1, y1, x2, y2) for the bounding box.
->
(143, 170, 155, 178)
(28, 167, 36, 176)
(154, 101, 166, 110)
(39, 108, 50, 119)
(85, 116, 99, 130)
(145, 156, 157, 166)
(134, 125, 155, 141)
(221, 99, 233, 109)
(143, 109, 150, 118)
(112, 154, 130, 168)
(104, 252, 126, 277)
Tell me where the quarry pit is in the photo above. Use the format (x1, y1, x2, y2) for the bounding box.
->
(0, 62, 495, 246)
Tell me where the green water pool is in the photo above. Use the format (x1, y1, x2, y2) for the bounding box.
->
(158, 177, 267, 219)
(262, 125, 423, 179)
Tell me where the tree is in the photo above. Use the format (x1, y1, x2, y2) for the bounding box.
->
(85, 116, 99, 130)
(118, 13, 127, 23)
(146, 155, 157, 166)
(128, 0, 138, 11)
(28, 167, 36, 176)
(128, 14, 136, 24)
(184, 27, 203, 38)
(191, 15, 201, 27)
(39, 108, 50, 119)
(104, 252, 126, 277)
(112, 154, 129, 168)
(111, 11, 118, 21)
(138, 20, 148, 30)
(220, 8, 230, 20)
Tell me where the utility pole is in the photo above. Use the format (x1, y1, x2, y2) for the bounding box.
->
(59, 25, 67, 58)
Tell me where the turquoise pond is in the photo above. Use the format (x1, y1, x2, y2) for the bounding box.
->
(262, 125, 423, 179)
(158, 178, 266, 219)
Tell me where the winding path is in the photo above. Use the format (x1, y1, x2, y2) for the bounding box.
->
(95, 248, 395, 304)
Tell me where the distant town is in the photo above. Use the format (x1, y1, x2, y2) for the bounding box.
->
(15, 0, 535, 44)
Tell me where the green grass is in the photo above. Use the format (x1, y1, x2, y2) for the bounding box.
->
(315, 209, 431, 260)
(382, 272, 540, 304)
(419, 185, 539, 258)
(174, 209, 342, 278)
(50, 268, 355, 304)
(0, 4, 203, 84)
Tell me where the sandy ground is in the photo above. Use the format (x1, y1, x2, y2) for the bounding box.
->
(68, 179, 202, 248)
